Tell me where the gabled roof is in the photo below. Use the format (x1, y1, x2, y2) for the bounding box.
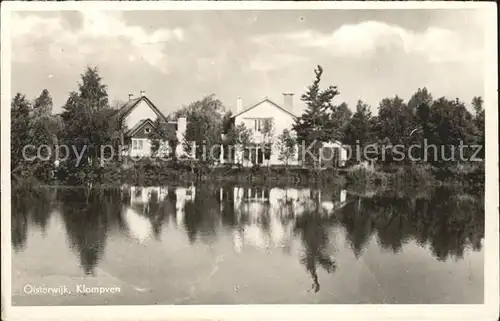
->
(126, 118, 155, 137)
(231, 97, 299, 119)
(112, 96, 168, 123)
(126, 118, 178, 137)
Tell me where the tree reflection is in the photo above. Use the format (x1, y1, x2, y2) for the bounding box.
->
(337, 198, 373, 259)
(11, 185, 53, 252)
(11, 194, 29, 252)
(29, 189, 53, 235)
(141, 187, 176, 240)
(293, 200, 337, 293)
(145, 189, 162, 239)
(220, 186, 237, 228)
(58, 188, 121, 275)
(12, 183, 483, 293)
(336, 187, 484, 262)
(184, 185, 220, 244)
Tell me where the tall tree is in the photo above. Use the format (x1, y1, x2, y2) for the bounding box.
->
(11, 93, 32, 177)
(170, 95, 226, 163)
(292, 65, 340, 167)
(276, 129, 297, 168)
(375, 96, 413, 142)
(471, 96, 485, 158)
(59, 66, 115, 183)
(425, 97, 476, 165)
(332, 102, 352, 142)
(373, 96, 417, 164)
(343, 100, 373, 162)
(31, 89, 62, 156)
(408, 87, 433, 111)
(78, 66, 109, 113)
(32, 89, 53, 117)
(223, 122, 253, 166)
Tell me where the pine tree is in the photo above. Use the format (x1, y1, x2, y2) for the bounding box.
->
(11, 93, 32, 175)
(59, 66, 115, 183)
(33, 89, 53, 116)
(78, 66, 109, 112)
(292, 65, 340, 166)
(344, 100, 373, 161)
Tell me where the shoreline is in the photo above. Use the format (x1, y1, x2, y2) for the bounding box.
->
(13, 163, 484, 195)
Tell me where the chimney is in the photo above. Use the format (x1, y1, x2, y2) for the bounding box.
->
(140, 90, 146, 97)
(283, 93, 294, 111)
(236, 97, 243, 114)
(177, 117, 187, 136)
(128, 93, 134, 101)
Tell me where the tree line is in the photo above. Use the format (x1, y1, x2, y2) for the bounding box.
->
(293, 65, 485, 167)
(11, 65, 485, 184)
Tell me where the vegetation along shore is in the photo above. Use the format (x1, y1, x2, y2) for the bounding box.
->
(11, 65, 485, 190)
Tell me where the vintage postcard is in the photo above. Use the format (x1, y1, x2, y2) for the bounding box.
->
(1, 1, 498, 320)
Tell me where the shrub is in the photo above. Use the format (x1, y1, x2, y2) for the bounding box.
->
(392, 164, 435, 187)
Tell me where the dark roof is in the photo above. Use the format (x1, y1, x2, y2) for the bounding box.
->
(125, 119, 178, 137)
(112, 96, 168, 122)
(231, 97, 298, 119)
(126, 118, 155, 137)
(159, 121, 178, 134)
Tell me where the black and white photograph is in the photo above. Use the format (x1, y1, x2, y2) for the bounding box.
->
(1, 1, 498, 320)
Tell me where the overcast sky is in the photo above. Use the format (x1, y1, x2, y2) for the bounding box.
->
(11, 9, 487, 115)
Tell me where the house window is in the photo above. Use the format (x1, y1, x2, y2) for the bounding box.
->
(250, 187, 264, 199)
(132, 139, 144, 150)
(243, 147, 250, 161)
(145, 127, 151, 134)
(251, 118, 272, 133)
(263, 144, 271, 160)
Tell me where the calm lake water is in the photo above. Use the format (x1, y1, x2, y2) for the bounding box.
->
(11, 184, 484, 305)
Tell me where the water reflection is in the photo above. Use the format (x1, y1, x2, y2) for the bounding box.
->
(335, 188, 484, 261)
(11, 187, 54, 252)
(58, 188, 121, 275)
(12, 183, 484, 294)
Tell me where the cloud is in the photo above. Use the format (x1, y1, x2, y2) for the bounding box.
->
(249, 53, 309, 72)
(11, 11, 184, 73)
(253, 21, 481, 64)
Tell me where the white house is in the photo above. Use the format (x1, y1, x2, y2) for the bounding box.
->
(220, 93, 348, 167)
(112, 91, 187, 158)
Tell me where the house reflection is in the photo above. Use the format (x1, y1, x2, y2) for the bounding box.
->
(120, 185, 195, 243)
(226, 187, 347, 254)
(12, 183, 485, 291)
(121, 186, 163, 243)
(224, 186, 346, 292)
(175, 185, 196, 226)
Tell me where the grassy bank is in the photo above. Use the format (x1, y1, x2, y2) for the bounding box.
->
(97, 162, 347, 187)
(44, 159, 484, 192)
(344, 163, 484, 194)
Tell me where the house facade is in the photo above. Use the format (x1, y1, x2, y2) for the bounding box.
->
(221, 94, 299, 166)
(112, 91, 187, 158)
(221, 93, 348, 167)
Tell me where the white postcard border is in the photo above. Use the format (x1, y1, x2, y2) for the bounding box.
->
(1, 2, 498, 321)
